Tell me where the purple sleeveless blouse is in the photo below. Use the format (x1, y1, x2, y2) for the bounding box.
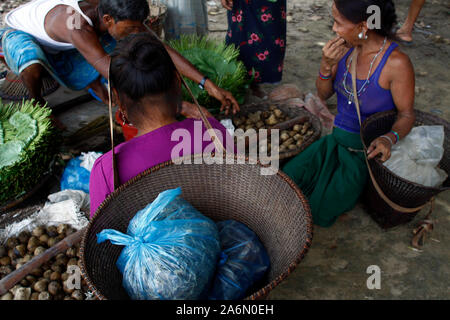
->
(333, 42, 399, 133)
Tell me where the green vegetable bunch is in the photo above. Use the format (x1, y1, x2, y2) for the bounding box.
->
(168, 35, 252, 114)
(0, 99, 60, 205)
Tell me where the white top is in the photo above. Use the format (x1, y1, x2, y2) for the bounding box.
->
(5, 0, 94, 53)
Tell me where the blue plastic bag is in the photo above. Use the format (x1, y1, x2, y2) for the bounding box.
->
(60, 157, 91, 193)
(97, 188, 221, 300)
(208, 220, 271, 300)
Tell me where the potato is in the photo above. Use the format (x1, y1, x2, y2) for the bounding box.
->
(30, 292, 40, 300)
(20, 279, 30, 287)
(67, 258, 78, 267)
(284, 138, 294, 146)
(71, 290, 84, 301)
(6, 237, 19, 249)
(269, 105, 277, 111)
(280, 132, 290, 142)
(22, 254, 33, 263)
(43, 269, 53, 280)
(288, 144, 297, 150)
(38, 234, 49, 246)
(32, 226, 45, 238)
(38, 292, 51, 300)
(66, 248, 77, 258)
(56, 234, 66, 242)
(47, 237, 57, 248)
(273, 109, 283, 118)
(14, 244, 26, 258)
(255, 121, 265, 129)
(50, 271, 61, 281)
(233, 118, 242, 127)
(265, 114, 278, 126)
(296, 140, 304, 147)
(30, 267, 43, 277)
(245, 118, 253, 125)
(33, 279, 49, 293)
(55, 256, 69, 266)
(27, 236, 40, 252)
(306, 130, 314, 136)
(46, 226, 58, 237)
(0, 265, 13, 275)
(7, 248, 17, 260)
(293, 134, 302, 141)
(34, 246, 46, 256)
(25, 275, 37, 285)
(244, 124, 254, 131)
(18, 232, 30, 244)
(0, 246, 6, 258)
(13, 287, 31, 300)
(1, 292, 13, 300)
(279, 145, 287, 152)
(0, 256, 11, 266)
(57, 224, 68, 235)
(61, 272, 69, 282)
(48, 281, 62, 296)
(293, 124, 302, 132)
(55, 253, 66, 261)
(51, 264, 63, 274)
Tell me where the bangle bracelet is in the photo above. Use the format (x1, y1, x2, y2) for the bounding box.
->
(390, 130, 400, 143)
(319, 71, 332, 80)
(379, 135, 394, 146)
(198, 76, 208, 90)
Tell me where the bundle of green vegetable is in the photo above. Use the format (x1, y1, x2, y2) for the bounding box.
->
(0, 99, 60, 206)
(168, 35, 251, 114)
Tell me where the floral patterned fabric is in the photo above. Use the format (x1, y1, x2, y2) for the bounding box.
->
(226, 0, 287, 84)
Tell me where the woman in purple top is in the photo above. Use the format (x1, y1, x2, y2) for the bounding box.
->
(283, 0, 415, 227)
(89, 33, 233, 217)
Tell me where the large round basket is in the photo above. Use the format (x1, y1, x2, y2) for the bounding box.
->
(361, 110, 450, 229)
(79, 154, 313, 300)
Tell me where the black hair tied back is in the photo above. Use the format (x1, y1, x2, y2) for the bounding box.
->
(334, 0, 397, 38)
(110, 33, 177, 103)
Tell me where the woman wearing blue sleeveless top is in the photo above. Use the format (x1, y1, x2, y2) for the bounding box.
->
(283, 0, 416, 227)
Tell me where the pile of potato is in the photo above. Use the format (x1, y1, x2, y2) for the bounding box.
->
(232, 105, 289, 130)
(232, 106, 315, 154)
(0, 225, 88, 300)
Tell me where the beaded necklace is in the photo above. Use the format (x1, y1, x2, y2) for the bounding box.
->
(342, 37, 387, 105)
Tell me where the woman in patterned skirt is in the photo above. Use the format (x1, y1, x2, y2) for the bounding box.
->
(221, 0, 287, 97)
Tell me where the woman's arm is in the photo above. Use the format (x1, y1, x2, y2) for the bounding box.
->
(316, 37, 348, 101)
(367, 51, 416, 161)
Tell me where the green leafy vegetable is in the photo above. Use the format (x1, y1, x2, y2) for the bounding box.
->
(0, 141, 23, 169)
(168, 35, 251, 114)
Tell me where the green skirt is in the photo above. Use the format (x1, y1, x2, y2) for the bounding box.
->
(282, 127, 368, 227)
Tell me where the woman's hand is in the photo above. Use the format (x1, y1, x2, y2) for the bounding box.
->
(204, 80, 240, 115)
(367, 136, 392, 162)
(221, 0, 233, 10)
(180, 101, 213, 119)
(320, 36, 348, 73)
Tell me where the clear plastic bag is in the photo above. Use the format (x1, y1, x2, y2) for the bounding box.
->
(208, 220, 270, 300)
(96, 188, 220, 300)
(383, 126, 447, 188)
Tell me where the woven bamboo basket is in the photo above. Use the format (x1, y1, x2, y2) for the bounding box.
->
(79, 154, 313, 300)
(361, 110, 450, 229)
(0, 71, 59, 101)
(219, 102, 322, 161)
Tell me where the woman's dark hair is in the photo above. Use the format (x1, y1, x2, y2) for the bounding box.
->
(98, 0, 149, 23)
(110, 33, 177, 107)
(334, 0, 397, 38)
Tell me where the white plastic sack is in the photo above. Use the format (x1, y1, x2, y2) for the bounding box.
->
(79, 151, 103, 172)
(383, 125, 447, 188)
(220, 119, 235, 136)
(0, 190, 90, 244)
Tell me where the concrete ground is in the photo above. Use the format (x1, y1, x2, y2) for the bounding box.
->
(1, 0, 448, 300)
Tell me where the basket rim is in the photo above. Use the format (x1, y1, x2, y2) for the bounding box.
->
(361, 109, 450, 193)
(79, 153, 314, 300)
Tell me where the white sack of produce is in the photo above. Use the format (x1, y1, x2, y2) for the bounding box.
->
(0, 190, 89, 244)
(383, 125, 448, 188)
